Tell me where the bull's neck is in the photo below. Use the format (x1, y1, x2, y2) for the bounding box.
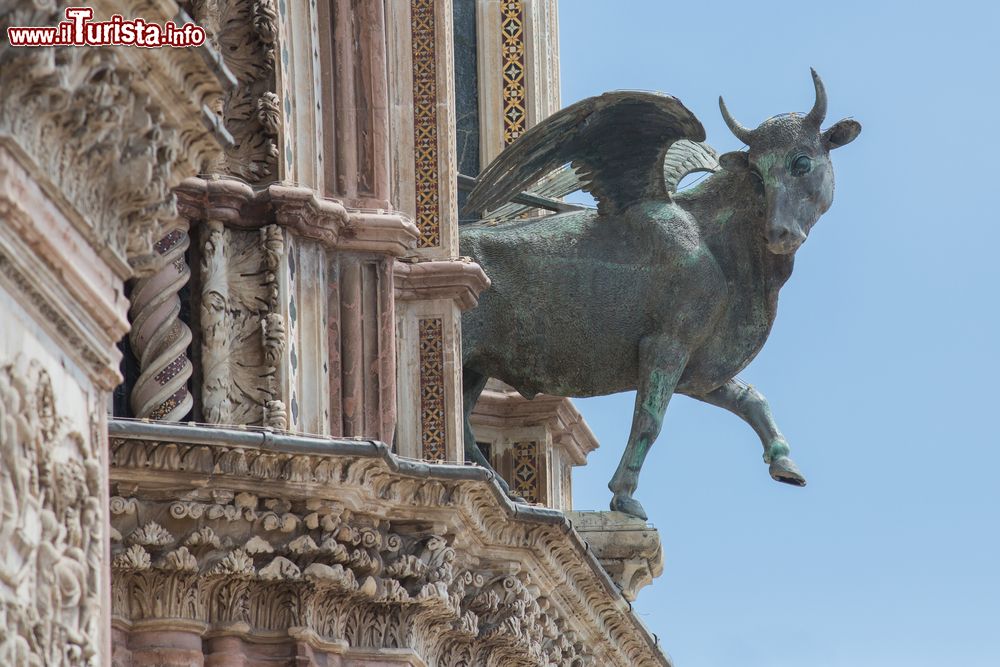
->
(677, 169, 795, 296)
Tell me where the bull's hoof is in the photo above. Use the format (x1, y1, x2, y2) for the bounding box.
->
(769, 456, 807, 487)
(609, 494, 648, 520)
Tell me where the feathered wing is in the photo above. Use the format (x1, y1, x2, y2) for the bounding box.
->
(466, 91, 706, 216)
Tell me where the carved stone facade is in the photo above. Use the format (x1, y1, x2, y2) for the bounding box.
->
(1, 0, 670, 664)
(108, 421, 668, 666)
(1, 0, 232, 662)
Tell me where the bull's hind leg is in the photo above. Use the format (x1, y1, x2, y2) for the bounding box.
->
(462, 368, 523, 501)
(694, 378, 806, 486)
(609, 337, 689, 520)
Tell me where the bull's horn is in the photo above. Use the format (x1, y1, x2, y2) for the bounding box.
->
(805, 67, 827, 128)
(719, 96, 754, 145)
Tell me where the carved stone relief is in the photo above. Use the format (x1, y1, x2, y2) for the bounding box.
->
(0, 0, 230, 275)
(199, 223, 287, 426)
(110, 485, 589, 666)
(0, 359, 102, 666)
(108, 426, 669, 666)
(187, 0, 281, 182)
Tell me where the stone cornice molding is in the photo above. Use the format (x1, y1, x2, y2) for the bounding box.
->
(0, 143, 128, 387)
(0, 0, 233, 278)
(394, 258, 492, 311)
(176, 177, 419, 256)
(473, 385, 600, 465)
(108, 419, 669, 667)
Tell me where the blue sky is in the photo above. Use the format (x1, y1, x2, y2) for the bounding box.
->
(559, 2, 1000, 666)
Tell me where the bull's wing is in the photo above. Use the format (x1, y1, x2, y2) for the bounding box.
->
(466, 91, 705, 216)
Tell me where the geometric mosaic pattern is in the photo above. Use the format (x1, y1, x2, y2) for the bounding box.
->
(512, 440, 541, 504)
(411, 0, 440, 247)
(501, 0, 527, 145)
(418, 318, 446, 460)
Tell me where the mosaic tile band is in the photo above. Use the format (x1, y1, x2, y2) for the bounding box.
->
(418, 317, 447, 460)
(501, 0, 526, 145)
(411, 0, 441, 247)
(513, 439, 541, 503)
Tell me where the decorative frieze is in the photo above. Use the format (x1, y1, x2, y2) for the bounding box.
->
(411, 0, 442, 248)
(512, 439, 543, 504)
(0, 359, 103, 666)
(418, 317, 447, 460)
(500, 0, 527, 145)
(108, 420, 670, 666)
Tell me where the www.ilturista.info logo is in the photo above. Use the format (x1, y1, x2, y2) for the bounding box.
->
(6, 7, 206, 47)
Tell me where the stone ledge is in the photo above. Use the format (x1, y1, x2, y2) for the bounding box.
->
(108, 419, 671, 667)
(394, 257, 491, 311)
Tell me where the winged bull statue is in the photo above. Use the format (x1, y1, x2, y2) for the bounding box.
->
(461, 70, 861, 519)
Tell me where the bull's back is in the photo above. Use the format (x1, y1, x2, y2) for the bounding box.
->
(460, 205, 723, 397)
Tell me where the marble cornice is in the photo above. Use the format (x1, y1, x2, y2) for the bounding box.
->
(107, 419, 670, 667)
(176, 177, 419, 256)
(393, 257, 492, 311)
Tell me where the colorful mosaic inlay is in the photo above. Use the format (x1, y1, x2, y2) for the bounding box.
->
(418, 318, 446, 460)
(411, 0, 440, 248)
(501, 0, 526, 145)
(512, 440, 540, 504)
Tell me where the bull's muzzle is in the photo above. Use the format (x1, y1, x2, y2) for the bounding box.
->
(766, 225, 806, 254)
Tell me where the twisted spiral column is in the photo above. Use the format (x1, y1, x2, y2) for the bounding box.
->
(127, 220, 194, 421)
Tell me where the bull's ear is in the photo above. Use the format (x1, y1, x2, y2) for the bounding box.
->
(719, 151, 750, 171)
(823, 119, 861, 149)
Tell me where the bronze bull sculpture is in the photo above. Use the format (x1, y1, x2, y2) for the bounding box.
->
(461, 70, 860, 519)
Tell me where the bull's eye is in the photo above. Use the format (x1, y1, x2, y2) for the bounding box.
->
(791, 154, 813, 176)
(749, 169, 764, 192)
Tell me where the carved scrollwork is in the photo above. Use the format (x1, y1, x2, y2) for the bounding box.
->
(199, 223, 287, 426)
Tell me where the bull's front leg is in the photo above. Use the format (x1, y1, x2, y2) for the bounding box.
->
(694, 378, 807, 486)
(609, 337, 689, 520)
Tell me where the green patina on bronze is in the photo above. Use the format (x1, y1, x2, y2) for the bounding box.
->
(460, 70, 861, 519)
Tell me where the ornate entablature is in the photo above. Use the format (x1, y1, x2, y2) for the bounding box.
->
(108, 420, 670, 667)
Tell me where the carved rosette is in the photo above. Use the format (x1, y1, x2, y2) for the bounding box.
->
(127, 221, 194, 421)
(1, 359, 103, 665)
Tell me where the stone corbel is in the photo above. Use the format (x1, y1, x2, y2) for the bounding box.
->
(566, 511, 665, 603)
(394, 257, 491, 312)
